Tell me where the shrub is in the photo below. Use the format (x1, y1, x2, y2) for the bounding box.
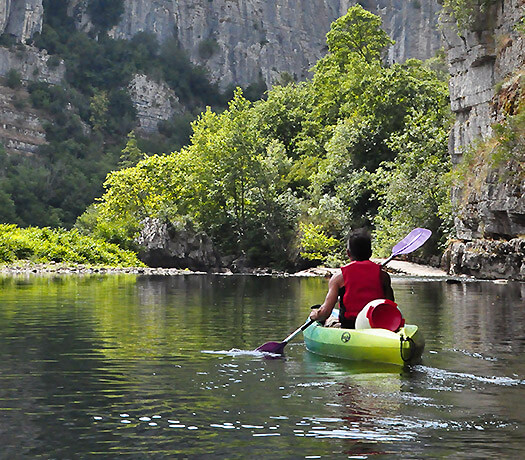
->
(299, 222, 340, 263)
(0, 224, 143, 266)
(6, 69, 22, 89)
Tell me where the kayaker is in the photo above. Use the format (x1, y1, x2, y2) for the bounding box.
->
(309, 228, 394, 328)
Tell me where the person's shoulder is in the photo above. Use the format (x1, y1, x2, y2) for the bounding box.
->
(330, 270, 344, 286)
(380, 268, 392, 281)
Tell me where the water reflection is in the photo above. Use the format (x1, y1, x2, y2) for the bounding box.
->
(0, 274, 523, 458)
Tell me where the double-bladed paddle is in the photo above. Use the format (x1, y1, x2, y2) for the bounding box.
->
(255, 227, 432, 354)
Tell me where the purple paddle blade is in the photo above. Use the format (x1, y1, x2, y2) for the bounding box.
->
(255, 341, 286, 354)
(391, 228, 432, 256)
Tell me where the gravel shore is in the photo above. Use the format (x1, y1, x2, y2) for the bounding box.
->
(294, 259, 449, 278)
(0, 259, 449, 278)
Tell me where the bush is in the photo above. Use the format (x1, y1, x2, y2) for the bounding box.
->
(6, 69, 22, 89)
(299, 222, 340, 263)
(0, 224, 143, 266)
(198, 38, 219, 60)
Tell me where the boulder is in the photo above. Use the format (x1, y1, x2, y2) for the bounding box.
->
(136, 218, 221, 271)
(445, 238, 525, 281)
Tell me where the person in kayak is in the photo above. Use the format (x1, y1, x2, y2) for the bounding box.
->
(309, 228, 394, 328)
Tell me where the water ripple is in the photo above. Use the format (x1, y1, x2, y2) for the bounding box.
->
(415, 365, 525, 387)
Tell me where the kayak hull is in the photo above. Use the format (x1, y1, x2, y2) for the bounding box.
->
(303, 322, 425, 366)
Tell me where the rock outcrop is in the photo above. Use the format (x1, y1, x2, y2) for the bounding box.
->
(128, 74, 183, 134)
(442, 0, 524, 162)
(446, 238, 525, 280)
(0, 80, 47, 155)
(0, 45, 64, 84)
(0, 0, 43, 43)
(0, 45, 64, 154)
(442, 0, 524, 280)
(136, 218, 221, 271)
(1, 0, 444, 154)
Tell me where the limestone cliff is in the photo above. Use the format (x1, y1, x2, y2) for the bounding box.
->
(0, 0, 43, 43)
(72, 0, 443, 89)
(442, 0, 524, 280)
(0, 0, 443, 154)
(0, 81, 47, 155)
(0, 44, 64, 155)
(0, 1, 65, 154)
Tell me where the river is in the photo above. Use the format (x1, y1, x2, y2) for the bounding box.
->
(0, 274, 523, 458)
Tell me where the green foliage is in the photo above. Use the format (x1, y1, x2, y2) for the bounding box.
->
(0, 224, 143, 266)
(4, 4, 234, 230)
(516, 16, 525, 34)
(372, 108, 453, 257)
(0, 33, 17, 48)
(89, 90, 109, 132)
(299, 222, 340, 263)
(82, 5, 452, 267)
(198, 38, 220, 60)
(440, 0, 497, 31)
(310, 5, 393, 128)
(423, 48, 449, 82)
(325, 6, 393, 65)
(119, 131, 145, 169)
(85, 89, 301, 267)
(5, 69, 22, 89)
(87, 0, 124, 34)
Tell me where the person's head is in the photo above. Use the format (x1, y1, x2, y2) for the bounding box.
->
(346, 228, 372, 261)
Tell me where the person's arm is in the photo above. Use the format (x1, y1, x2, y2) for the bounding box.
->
(381, 269, 395, 302)
(309, 272, 343, 322)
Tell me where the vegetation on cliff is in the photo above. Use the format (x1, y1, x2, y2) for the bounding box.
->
(440, 0, 498, 30)
(78, 6, 452, 268)
(453, 69, 524, 221)
(0, 0, 264, 229)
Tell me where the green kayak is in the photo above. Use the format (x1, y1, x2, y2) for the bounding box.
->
(303, 322, 425, 366)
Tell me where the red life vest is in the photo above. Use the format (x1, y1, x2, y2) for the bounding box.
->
(340, 260, 384, 320)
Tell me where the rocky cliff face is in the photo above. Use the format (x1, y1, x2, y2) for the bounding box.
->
(0, 0, 43, 43)
(136, 218, 221, 271)
(89, 0, 442, 89)
(442, 0, 524, 280)
(0, 1, 64, 155)
(0, 82, 47, 155)
(0, 45, 64, 155)
(128, 74, 183, 134)
(0, 0, 443, 152)
(442, 0, 524, 162)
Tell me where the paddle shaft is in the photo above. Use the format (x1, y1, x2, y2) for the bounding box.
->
(381, 254, 395, 266)
(282, 319, 315, 344)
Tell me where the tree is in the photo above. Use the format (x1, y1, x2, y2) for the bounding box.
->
(372, 107, 452, 258)
(325, 5, 393, 66)
(89, 90, 109, 132)
(87, 0, 125, 35)
(119, 131, 144, 169)
(310, 5, 394, 127)
(6, 69, 22, 89)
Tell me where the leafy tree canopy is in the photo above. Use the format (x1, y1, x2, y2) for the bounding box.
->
(81, 6, 453, 268)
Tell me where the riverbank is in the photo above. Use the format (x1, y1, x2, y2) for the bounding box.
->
(293, 259, 449, 279)
(0, 259, 449, 278)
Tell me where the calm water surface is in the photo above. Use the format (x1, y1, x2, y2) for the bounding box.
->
(0, 274, 524, 458)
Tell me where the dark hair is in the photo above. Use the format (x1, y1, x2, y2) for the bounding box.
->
(347, 228, 372, 261)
